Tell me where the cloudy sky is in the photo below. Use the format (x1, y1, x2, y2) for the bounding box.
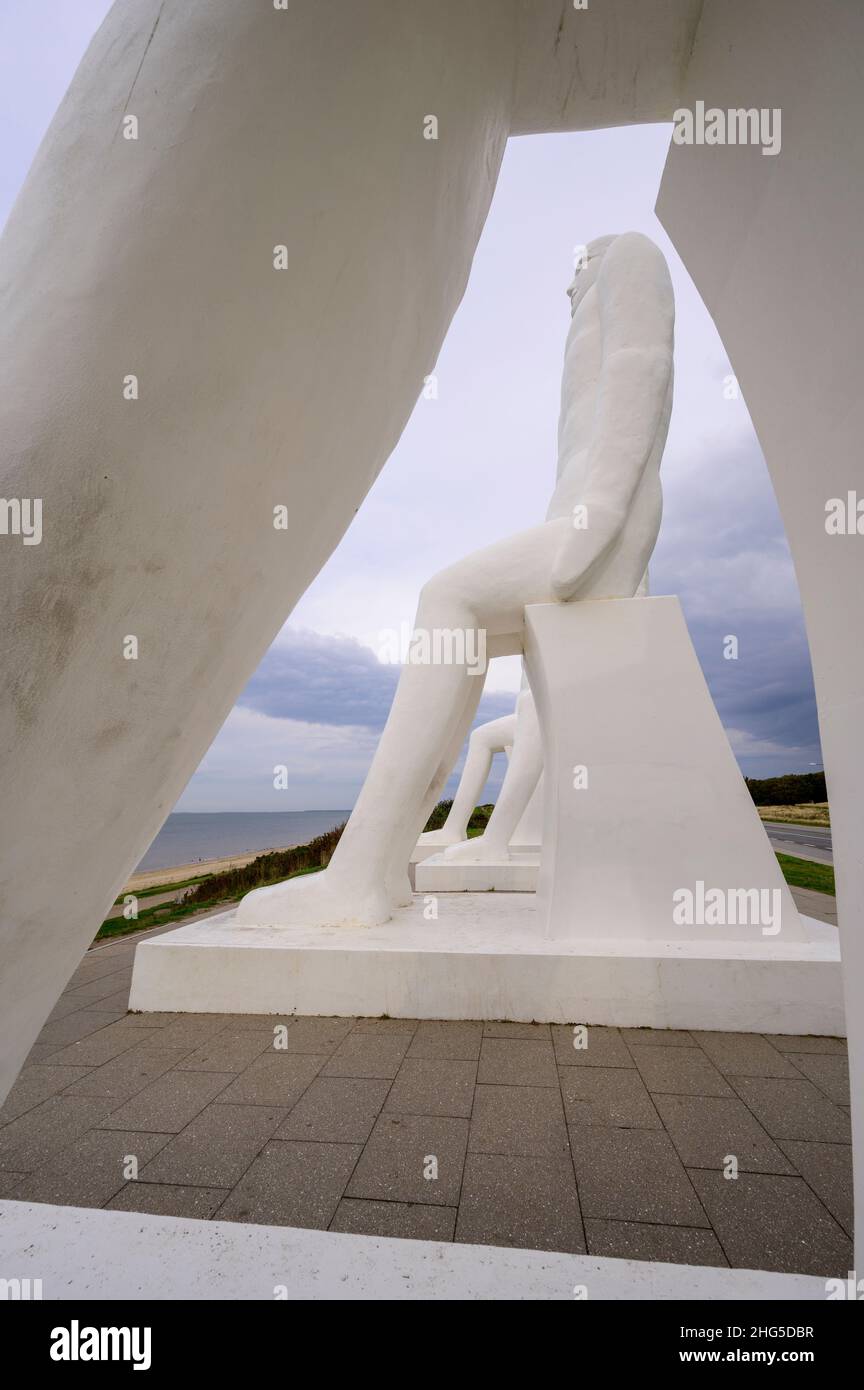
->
(2, 2, 823, 813)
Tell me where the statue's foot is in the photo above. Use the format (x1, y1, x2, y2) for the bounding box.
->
(443, 836, 512, 865)
(386, 870, 414, 909)
(234, 868, 391, 928)
(416, 828, 461, 849)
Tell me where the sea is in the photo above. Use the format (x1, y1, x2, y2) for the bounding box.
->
(135, 811, 350, 873)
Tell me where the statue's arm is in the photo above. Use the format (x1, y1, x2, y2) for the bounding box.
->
(551, 233, 674, 600)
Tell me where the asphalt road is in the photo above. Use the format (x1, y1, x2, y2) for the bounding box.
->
(764, 820, 833, 865)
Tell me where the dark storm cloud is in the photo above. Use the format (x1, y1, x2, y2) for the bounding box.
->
(237, 629, 516, 732)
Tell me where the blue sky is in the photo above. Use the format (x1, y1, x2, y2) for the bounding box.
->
(2, 2, 823, 812)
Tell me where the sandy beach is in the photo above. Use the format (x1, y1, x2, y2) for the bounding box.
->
(124, 847, 296, 894)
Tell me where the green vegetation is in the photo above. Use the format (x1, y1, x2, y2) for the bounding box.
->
(775, 852, 835, 896)
(746, 771, 826, 807)
(112, 873, 213, 905)
(423, 801, 493, 832)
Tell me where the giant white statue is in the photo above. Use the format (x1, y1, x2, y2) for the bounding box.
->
(237, 230, 675, 927)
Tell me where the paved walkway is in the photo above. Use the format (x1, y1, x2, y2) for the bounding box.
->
(0, 913, 851, 1279)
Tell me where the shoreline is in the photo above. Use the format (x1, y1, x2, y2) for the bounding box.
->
(125, 846, 299, 894)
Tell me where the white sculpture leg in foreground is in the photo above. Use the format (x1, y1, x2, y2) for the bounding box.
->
(525, 597, 806, 942)
(236, 232, 675, 927)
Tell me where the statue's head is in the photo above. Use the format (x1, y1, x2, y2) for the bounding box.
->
(566, 234, 617, 315)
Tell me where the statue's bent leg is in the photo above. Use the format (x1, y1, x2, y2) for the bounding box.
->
(446, 689, 542, 862)
(418, 713, 515, 847)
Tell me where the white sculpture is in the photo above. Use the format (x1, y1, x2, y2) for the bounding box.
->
(236, 230, 674, 927)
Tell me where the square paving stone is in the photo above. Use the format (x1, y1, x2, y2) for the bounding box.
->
(14, 1129, 171, 1207)
(787, 1054, 850, 1105)
(553, 1025, 633, 1068)
(175, 1030, 273, 1073)
(0, 1095, 116, 1170)
(352, 1018, 417, 1035)
(148, 1017, 233, 1050)
(275, 1077, 390, 1144)
(346, 1113, 468, 1206)
(218, 1053, 326, 1106)
(407, 1022, 483, 1061)
(0, 1172, 26, 1197)
(99, 1071, 233, 1132)
(63, 1049, 188, 1102)
(45, 1022, 157, 1069)
(690, 1031, 801, 1078)
(455, 1153, 585, 1254)
(730, 1076, 851, 1143)
(0, 1065, 92, 1123)
(139, 1103, 287, 1187)
(585, 1219, 727, 1267)
(571, 1128, 709, 1227)
(620, 1028, 694, 1047)
(477, 1038, 557, 1087)
(468, 1085, 569, 1158)
(93, 989, 135, 1013)
(629, 1045, 734, 1097)
(322, 1033, 411, 1079)
(482, 1022, 551, 1040)
(105, 1182, 229, 1219)
(35, 1010, 126, 1052)
(689, 1170, 853, 1277)
(652, 1094, 795, 1174)
(266, 1017, 356, 1053)
(762, 1033, 847, 1055)
(560, 1066, 662, 1130)
(66, 974, 132, 1005)
(217, 1140, 361, 1227)
(778, 1140, 853, 1235)
(384, 1059, 476, 1118)
(330, 1198, 456, 1242)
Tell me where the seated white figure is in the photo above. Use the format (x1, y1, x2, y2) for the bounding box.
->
(236, 231, 674, 927)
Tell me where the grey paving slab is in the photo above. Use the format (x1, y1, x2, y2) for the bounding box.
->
(468, 1085, 569, 1158)
(384, 1059, 477, 1119)
(629, 1045, 734, 1097)
(322, 1032, 411, 1079)
(66, 973, 133, 1006)
(175, 1030, 274, 1073)
(330, 1198, 457, 1242)
(585, 1219, 728, 1267)
(778, 1140, 854, 1236)
(351, 1018, 417, 1035)
(553, 1025, 633, 1068)
(46, 994, 97, 1024)
(35, 1010, 126, 1051)
(560, 1065, 661, 1131)
(689, 1170, 853, 1277)
(139, 1103, 287, 1188)
(63, 1049, 189, 1102)
(205, 1014, 299, 1033)
(762, 1033, 847, 1055)
(90, 989, 135, 1013)
(346, 1113, 468, 1206)
(730, 1076, 851, 1143)
(455, 1153, 585, 1254)
(406, 1021, 483, 1061)
(105, 1182, 230, 1219)
(0, 1172, 26, 1197)
(265, 1017, 356, 1053)
(690, 1031, 801, 1078)
(217, 1140, 361, 1228)
(99, 1071, 233, 1133)
(274, 1077, 390, 1145)
(652, 1094, 796, 1174)
(620, 1028, 694, 1047)
(147, 1017, 234, 1049)
(0, 1095, 118, 1171)
(44, 1022, 157, 1069)
(570, 1127, 709, 1227)
(24, 1044, 67, 1065)
(482, 1022, 551, 1040)
(477, 1038, 558, 1087)
(124, 1012, 188, 1028)
(217, 1053, 326, 1106)
(787, 1054, 850, 1105)
(0, 1065, 92, 1123)
(14, 1129, 171, 1208)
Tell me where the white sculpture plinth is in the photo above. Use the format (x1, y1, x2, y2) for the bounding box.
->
(415, 851, 539, 893)
(524, 596, 806, 945)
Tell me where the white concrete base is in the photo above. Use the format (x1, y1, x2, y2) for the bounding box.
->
(0, 1201, 830, 1300)
(129, 894, 844, 1034)
(416, 851, 539, 893)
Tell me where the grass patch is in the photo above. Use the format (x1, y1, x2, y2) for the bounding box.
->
(95, 866, 323, 943)
(776, 852, 835, 896)
(759, 803, 830, 828)
(113, 873, 214, 905)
